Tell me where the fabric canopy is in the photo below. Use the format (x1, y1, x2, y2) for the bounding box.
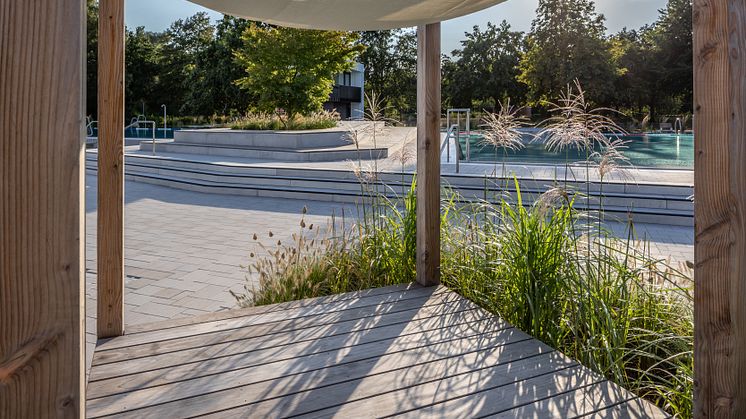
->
(188, 0, 507, 30)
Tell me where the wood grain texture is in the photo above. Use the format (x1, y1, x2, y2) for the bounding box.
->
(0, 0, 86, 416)
(86, 285, 665, 418)
(97, 0, 126, 338)
(416, 22, 441, 286)
(693, 0, 746, 417)
(124, 282, 423, 334)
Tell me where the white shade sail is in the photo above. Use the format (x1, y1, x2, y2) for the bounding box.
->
(188, 0, 507, 30)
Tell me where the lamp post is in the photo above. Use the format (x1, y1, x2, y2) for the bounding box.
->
(161, 104, 167, 138)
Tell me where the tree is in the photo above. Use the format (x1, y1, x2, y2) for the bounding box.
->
(356, 29, 417, 119)
(124, 27, 162, 116)
(235, 25, 363, 122)
(183, 16, 254, 116)
(86, 0, 98, 118)
(519, 0, 617, 106)
(444, 21, 526, 110)
(158, 13, 214, 114)
(357, 30, 400, 102)
(653, 0, 692, 113)
(609, 27, 665, 122)
(389, 30, 418, 118)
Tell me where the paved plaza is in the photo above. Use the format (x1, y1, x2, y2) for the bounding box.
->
(84, 174, 693, 367)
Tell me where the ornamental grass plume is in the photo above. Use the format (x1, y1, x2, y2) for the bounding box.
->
(480, 99, 529, 187)
(539, 80, 625, 154)
(594, 138, 633, 181)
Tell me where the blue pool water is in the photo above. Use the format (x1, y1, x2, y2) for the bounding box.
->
(89, 127, 181, 139)
(458, 133, 694, 169)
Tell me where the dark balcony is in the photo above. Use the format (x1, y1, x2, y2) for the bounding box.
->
(329, 85, 362, 103)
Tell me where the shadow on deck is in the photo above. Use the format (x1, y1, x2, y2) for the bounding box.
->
(86, 284, 666, 418)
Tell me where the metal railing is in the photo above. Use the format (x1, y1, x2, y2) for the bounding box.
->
(125, 116, 158, 155)
(674, 118, 684, 134)
(441, 124, 465, 173)
(86, 116, 98, 137)
(446, 108, 471, 162)
(85, 115, 157, 154)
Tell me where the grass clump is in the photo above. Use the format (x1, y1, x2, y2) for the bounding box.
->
(233, 181, 416, 306)
(230, 110, 339, 131)
(440, 185, 692, 417)
(232, 86, 693, 417)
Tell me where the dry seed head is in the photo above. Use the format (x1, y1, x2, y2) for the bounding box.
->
(480, 99, 527, 152)
(536, 187, 571, 211)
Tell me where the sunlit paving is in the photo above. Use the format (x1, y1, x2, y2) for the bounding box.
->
(3, 0, 742, 418)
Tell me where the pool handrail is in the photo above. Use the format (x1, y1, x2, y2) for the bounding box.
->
(441, 123, 465, 173)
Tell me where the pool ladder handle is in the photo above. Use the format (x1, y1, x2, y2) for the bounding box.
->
(441, 124, 465, 173)
(86, 116, 157, 155)
(125, 117, 158, 155)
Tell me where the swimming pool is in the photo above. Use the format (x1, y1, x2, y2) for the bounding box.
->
(458, 133, 694, 169)
(88, 127, 182, 139)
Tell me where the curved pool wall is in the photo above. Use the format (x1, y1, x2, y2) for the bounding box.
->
(90, 127, 182, 139)
(457, 133, 694, 169)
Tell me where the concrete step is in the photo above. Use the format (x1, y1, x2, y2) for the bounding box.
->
(139, 140, 387, 162)
(174, 128, 351, 149)
(84, 153, 694, 226)
(112, 153, 695, 196)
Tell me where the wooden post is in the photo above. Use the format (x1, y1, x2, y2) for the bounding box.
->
(693, 0, 746, 416)
(98, 0, 126, 337)
(0, 0, 85, 416)
(416, 23, 441, 286)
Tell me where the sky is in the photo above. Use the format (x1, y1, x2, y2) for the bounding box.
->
(125, 0, 668, 53)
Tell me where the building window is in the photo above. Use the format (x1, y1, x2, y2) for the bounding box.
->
(343, 72, 352, 86)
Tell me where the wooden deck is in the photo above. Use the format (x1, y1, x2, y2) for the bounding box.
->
(86, 284, 667, 418)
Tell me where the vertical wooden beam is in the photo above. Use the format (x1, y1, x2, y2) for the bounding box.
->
(0, 0, 85, 416)
(98, 0, 125, 337)
(416, 23, 441, 287)
(693, 0, 746, 416)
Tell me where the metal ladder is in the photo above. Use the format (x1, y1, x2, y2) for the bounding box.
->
(446, 108, 471, 162)
(440, 124, 466, 173)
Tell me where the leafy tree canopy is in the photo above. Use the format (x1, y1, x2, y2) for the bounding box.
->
(519, 0, 617, 106)
(235, 25, 364, 121)
(444, 21, 526, 110)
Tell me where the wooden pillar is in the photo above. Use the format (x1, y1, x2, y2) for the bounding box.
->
(0, 0, 85, 416)
(416, 23, 441, 286)
(98, 0, 126, 337)
(693, 0, 746, 416)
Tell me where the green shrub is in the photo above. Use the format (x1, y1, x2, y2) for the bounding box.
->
(233, 180, 692, 417)
(230, 111, 339, 131)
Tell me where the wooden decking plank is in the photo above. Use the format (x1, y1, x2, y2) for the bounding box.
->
(96, 285, 447, 351)
(87, 307, 504, 398)
(89, 327, 526, 412)
(89, 303, 483, 383)
(85, 287, 664, 419)
(87, 327, 535, 418)
(192, 347, 564, 419)
(92, 289, 469, 366)
(91, 296, 476, 381)
(581, 398, 671, 418)
(489, 380, 666, 418)
(386, 365, 601, 418)
(125, 283, 423, 334)
(296, 364, 591, 419)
